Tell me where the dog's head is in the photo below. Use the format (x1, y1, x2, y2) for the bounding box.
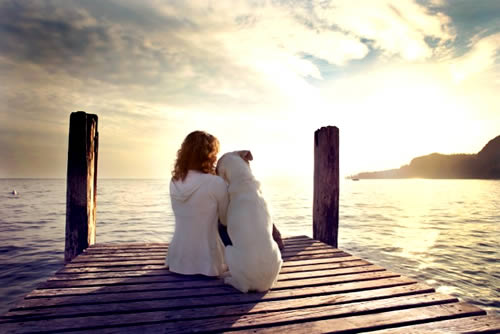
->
(216, 150, 253, 183)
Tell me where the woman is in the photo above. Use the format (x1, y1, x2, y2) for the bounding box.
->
(166, 131, 229, 277)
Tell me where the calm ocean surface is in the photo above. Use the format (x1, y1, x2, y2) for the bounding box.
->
(0, 178, 498, 315)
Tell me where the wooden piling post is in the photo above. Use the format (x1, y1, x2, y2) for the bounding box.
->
(313, 126, 339, 248)
(65, 111, 99, 262)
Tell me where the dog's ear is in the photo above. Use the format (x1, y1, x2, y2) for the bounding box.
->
(238, 150, 253, 162)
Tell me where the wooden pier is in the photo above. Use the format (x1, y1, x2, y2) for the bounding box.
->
(2, 114, 498, 333)
(1, 235, 499, 333)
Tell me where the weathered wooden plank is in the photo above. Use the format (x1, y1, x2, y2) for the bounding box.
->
(89, 243, 168, 248)
(35, 270, 398, 296)
(283, 235, 311, 241)
(85, 243, 325, 252)
(283, 240, 328, 248)
(282, 254, 356, 267)
(51, 261, 378, 282)
(274, 271, 399, 290)
(45, 273, 212, 287)
(85, 246, 161, 253)
(55, 256, 364, 275)
(78, 246, 332, 260)
(283, 240, 330, 247)
(279, 264, 384, 280)
(72, 256, 166, 263)
(52, 260, 372, 281)
(83, 242, 330, 254)
(64, 259, 165, 268)
(85, 237, 313, 250)
(280, 257, 367, 273)
(238, 302, 486, 334)
(287, 248, 345, 258)
(85, 243, 168, 251)
(12, 277, 418, 312)
(86, 237, 311, 249)
(62, 252, 352, 268)
(73, 248, 343, 263)
(56, 264, 167, 274)
(50, 262, 378, 282)
(82, 249, 167, 256)
(283, 239, 325, 246)
(1, 290, 448, 333)
(281, 243, 331, 251)
(52, 269, 173, 280)
(49, 261, 385, 288)
(87, 242, 317, 251)
(38, 265, 390, 289)
(57, 256, 366, 275)
(284, 237, 320, 247)
(81, 250, 167, 257)
(367, 314, 500, 333)
(54, 257, 364, 277)
(65, 249, 337, 268)
(80, 246, 332, 258)
(38, 275, 223, 291)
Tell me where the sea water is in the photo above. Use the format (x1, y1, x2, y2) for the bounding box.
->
(0, 178, 498, 315)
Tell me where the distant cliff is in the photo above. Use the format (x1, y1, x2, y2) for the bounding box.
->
(352, 135, 500, 179)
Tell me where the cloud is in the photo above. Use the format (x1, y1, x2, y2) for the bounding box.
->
(0, 1, 260, 107)
(0, 0, 458, 108)
(0, 0, 367, 122)
(450, 32, 500, 83)
(0, 1, 105, 66)
(313, 0, 455, 61)
(0, 0, 498, 178)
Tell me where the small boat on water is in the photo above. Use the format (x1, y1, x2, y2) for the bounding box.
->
(11, 190, 17, 196)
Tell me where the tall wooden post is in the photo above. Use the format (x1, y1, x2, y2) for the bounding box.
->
(65, 111, 99, 262)
(313, 126, 339, 248)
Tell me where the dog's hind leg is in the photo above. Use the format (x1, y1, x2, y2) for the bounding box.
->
(224, 276, 250, 293)
(224, 246, 250, 292)
(219, 271, 231, 279)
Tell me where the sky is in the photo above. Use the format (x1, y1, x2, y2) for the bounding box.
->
(1, 0, 499, 179)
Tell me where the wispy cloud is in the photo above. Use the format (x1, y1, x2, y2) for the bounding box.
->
(450, 32, 500, 83)
(313, 0, 455, 61)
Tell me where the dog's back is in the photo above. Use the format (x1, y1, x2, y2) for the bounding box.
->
(217, 152, 282, 292)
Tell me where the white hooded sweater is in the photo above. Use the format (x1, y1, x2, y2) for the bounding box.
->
(166, 170, 229, 276)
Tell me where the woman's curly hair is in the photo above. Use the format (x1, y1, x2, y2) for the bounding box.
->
(172, 131, 220, 181)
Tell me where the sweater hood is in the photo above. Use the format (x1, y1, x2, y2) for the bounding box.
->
(170, 171, 204, 202)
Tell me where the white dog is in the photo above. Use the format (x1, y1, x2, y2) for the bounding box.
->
(216, 150, 283, 293)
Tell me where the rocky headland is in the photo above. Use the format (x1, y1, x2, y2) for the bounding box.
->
(351, 135, 500, 179)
